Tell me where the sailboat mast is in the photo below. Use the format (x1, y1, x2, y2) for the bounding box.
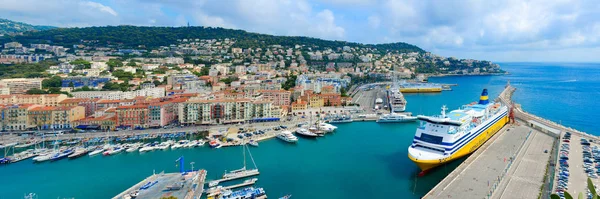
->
(243, 143, 246, 169)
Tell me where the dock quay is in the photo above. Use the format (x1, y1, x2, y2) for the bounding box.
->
(113, 170, 207, 199)
(425, 84, 596, 198)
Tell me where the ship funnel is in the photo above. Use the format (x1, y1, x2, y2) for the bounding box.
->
(478, 89, 489, 105)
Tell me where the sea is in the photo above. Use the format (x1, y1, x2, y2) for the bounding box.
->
(0, 62, 598, 199)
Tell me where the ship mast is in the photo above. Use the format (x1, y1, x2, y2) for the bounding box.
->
(441, 105, 447, 118)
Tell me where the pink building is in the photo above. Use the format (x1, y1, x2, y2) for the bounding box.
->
(257, 90, 291, 106)
(147, 101, 177, 127)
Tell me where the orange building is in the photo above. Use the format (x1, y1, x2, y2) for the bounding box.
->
(116, 105, 149, 129)
(27, 106, 85, 129)
(59, 98, 100, 117)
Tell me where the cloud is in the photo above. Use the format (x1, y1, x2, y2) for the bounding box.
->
(2, 0, 600, 61)
(0, 0, 120, 27)
(82, 1, 118, 16)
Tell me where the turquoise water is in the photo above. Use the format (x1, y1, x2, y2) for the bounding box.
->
(1, 62, 597, 198)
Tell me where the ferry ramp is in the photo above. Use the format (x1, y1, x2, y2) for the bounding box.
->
(424, 125, 532, 199)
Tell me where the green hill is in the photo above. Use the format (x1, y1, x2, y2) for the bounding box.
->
(0, 25, 424, 53)
(0, 18, 56, 35)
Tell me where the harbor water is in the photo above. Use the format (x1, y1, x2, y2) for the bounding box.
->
(0, 62, 598, 198)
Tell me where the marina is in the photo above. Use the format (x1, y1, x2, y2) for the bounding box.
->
(0, 63, 598, 199)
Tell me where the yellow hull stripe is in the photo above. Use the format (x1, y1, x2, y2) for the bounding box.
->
(409, 114, 509, 171)
(400, 88, 442, 93)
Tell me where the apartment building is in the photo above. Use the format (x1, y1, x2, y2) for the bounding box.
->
(178, 99, 273, 125)
(28, 106, 85, 129)
(58, 98, 100, 117)
(0, 104, 38, 131)
(256, 90, 291, 106)
(0, 78, 43, 94)
(0, 94, 68, 106)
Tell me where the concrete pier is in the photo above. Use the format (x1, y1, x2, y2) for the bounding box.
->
(424, 85, 563, 199)
(113, 170, 207, 199)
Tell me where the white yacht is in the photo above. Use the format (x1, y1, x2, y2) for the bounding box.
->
(32, 152, 54, 162)
(171, 140, 189, 149)
(317, 122, 337, 132)
(376, 113, 418, 123)
(126, 143, 142, 152)
(88, 147, 105, 156)
(295, 128, 318, 137)
(276, 131, 298, 143)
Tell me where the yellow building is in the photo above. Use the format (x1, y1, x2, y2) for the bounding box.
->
(0, 104, 39, 131)
(0, 94, 67, 106)
(309, 95, 324, 108)
(28, 106, 85, 129)
(291, 99, 308, 112)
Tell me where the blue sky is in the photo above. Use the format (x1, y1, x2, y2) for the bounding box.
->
(2, 0, 600, 62)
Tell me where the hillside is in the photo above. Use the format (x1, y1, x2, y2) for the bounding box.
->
(0, 25, 424, 53)
(0, 18, 56, 35)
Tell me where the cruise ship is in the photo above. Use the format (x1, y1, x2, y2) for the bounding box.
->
(408, 89, 509, 175)
(388, 74, 406, 112)
(388, 88, 406, 112)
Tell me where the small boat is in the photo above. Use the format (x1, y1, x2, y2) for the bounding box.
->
(248, 140, 259, 147)
(128, 190, 139, 198)
(126, 143, 142, 152)
(51, 148, 75, 161)
(89, 148, 105, 156)
(68, 147, 89, 159)
(277, 131, 298, 143)
(279, 194, 292, 199)
(33, 152, 54, 162)
(104, 146, 124, 156)
(376, 113, 418, 123)
(0, 157, 12, 164)
(295, 128, 318, 137)
(139, 143, 156, 153)
(186, 140, 199, 148)
(157, 141, 171, 150)
(317, 122, 337, 132)
(198, 140, 206, 146)
(171, 140, 189, 149)
(220, 187, 266, 199)
(209, 140, 221, 148)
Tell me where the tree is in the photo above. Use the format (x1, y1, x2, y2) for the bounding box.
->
(340, 87, 348, 97)
(107, 59, 123, 72)
(126, 60, 137, 66)
(26, 88, 47, 94)
(42, 76, 62, 88)
(112, 70, 134, 81)
(70, 59, 91, 69)
(152, 80, 162, 87)
(68, 81, 74, 88)
(282, 75, 297, 90)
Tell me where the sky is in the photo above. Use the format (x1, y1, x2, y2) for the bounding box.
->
(2, 0, 600, 62)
